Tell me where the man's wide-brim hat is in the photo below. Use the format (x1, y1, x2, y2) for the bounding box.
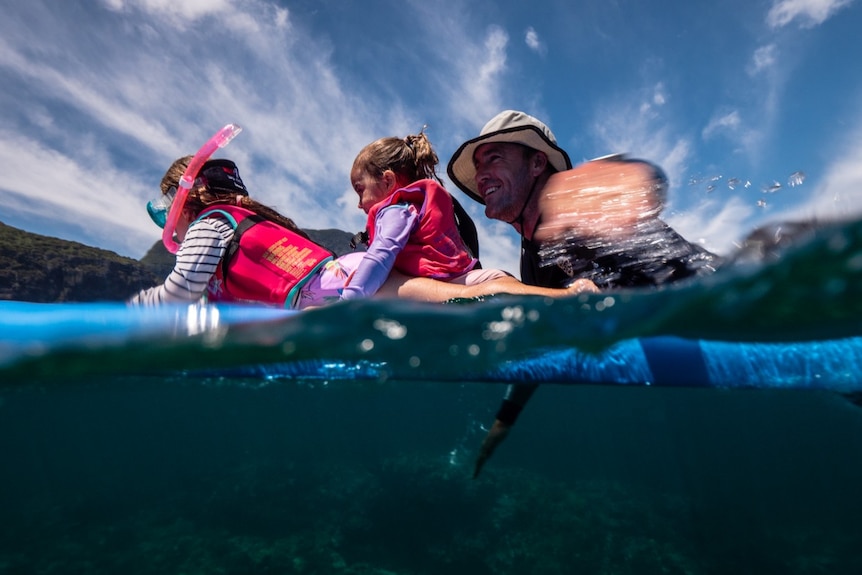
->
(447, 110, 572, 204)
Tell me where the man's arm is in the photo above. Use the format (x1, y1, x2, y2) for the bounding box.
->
(473, 382, 538, 478)
(533, 154, 667, 245)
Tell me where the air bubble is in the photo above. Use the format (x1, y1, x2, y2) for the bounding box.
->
(373, 318, 407, 340)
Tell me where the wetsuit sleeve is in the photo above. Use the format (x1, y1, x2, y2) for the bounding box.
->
(341, 204, 419, 300)
(128, 218, 233, 306)
(495, 383, 539, 425)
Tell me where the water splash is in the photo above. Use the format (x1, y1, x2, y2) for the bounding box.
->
(690, 170, 801, 194)
(690, 174, 760, 193)
(788, 171, 806, 187)
(689, 174, 723, 193)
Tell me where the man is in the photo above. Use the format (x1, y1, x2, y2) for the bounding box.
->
(446, 110, 720, 477)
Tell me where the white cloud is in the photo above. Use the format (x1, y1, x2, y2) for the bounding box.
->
(385, 8, 517, 272)
(590, 86, 692, 191)
(456, 26, 509, 125)
(0, 0, 519, 265)
(770, 121, 862, 222)
(747, 44, 778, 76)
(374, 1, 511, 149)
(0, 1, 390, 255)
(0, 35, 176, 157)
(101, 0, 236, 22)
(702, 110, 742, 140)
(0, 130, 159, 256)
(701, 106, 772, 163)
(525, 27, 546, 56)
(766, 0, 856, 28)
(665, 196, 758, 255)
(637, 83, 668, 116)
(652, 83, 667, 106)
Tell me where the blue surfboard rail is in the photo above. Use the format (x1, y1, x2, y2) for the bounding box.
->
(483, 336, 862, 392)
(1, 301, 861, 392)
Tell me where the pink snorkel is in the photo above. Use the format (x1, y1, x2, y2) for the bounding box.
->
(162, 123, 243, 254)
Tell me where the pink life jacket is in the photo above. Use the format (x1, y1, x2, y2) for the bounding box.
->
(197, 205, 334, 308)
(366, 179, 477, 279)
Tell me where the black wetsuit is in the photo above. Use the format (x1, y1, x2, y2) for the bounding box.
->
(495, 218, 722, 426)
(521, 218, 718, 289)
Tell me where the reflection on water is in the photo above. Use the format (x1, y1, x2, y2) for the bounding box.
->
(1, 378, 861, 574)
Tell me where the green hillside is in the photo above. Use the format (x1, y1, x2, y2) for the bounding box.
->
(1, 221, 361, 303)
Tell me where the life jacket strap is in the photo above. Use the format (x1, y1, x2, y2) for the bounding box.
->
(222, 214, 266, 289)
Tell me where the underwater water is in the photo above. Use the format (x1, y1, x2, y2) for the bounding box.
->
(2, 378, 862, 574)
(2, 219, 862, 574)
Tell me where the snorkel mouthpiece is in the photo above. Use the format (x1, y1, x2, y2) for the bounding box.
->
(161, 123, 243, 253)
(146, 186, 177, 229)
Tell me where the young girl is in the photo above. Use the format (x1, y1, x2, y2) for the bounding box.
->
(130, 155, 367, 309)
(345, 132, 598, 301)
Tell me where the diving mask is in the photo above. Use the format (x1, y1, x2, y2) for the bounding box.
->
(146, 186, 177, 229)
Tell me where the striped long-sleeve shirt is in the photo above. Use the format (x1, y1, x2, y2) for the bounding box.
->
(130, 218, 234, 306)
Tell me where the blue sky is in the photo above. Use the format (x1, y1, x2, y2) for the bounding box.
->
(1, 0, 860, 275)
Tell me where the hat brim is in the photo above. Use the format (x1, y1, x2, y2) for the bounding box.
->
(447, 125, 572, 205)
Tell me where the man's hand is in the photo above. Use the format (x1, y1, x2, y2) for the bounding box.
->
(535, 154, 667, 243)
(566, 278, 600, 296)
(473, 419, 512, 479)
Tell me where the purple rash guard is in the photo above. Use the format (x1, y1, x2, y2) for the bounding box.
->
(340, 204, 418, 300)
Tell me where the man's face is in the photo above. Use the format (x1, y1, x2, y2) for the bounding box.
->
(473, 142, 537, 223)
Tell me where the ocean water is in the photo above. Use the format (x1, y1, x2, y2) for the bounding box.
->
(2, 219, 862, 574)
